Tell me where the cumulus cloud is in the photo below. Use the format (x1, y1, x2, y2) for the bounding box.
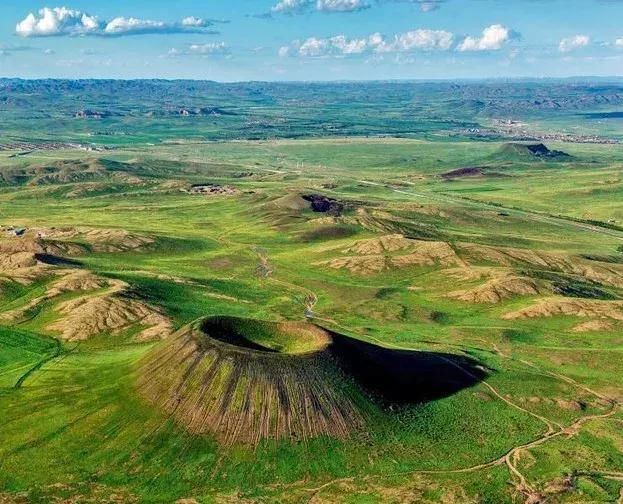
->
(559, 35, 590, 52)
(104, 17, 167, 35)
(181, 16, 212, 27)
(168, 42, 230, 57)
(316, 0, 370, 12)
(282, 24, 522, 58)
(281, 29, 454, 57)
(457, 24, 517, 52)
(272, 0, 309, 13)
(375, 29, 454, 52)
(16, 6, 220, 37)
(272, 0, 369, 14)
(16, 7, 101, 37)
(616, 37, 623, 47)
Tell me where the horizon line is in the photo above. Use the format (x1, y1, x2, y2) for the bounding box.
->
(2, 75, 623, 84)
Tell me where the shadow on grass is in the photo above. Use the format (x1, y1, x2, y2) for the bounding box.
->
(329, 332, 489, 405)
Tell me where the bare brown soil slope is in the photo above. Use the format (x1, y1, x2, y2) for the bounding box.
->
(0, 266, 172, 341)
(458, 243, 623, 288)
(502, 298, 623, 321)
(448, 272, 541, 304)
(320, 234, 464, 274)
(0, 237, 55, 283)
(49, 292, 172, 342)
(0, 270, 117, 322)
(34, 227, 154, 253)
(138, 323, 365, 445)
(572, 320, 615, 332)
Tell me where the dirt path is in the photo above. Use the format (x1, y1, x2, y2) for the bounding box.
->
(251, 246, 319, 319)
(269, 277, 318, 318)
(253, 246, 274, 279)
(293, 316, 621, 503)
(201, 188, 622, 502)
(249, 260, 621, 503)
(301, 386, 619, 504)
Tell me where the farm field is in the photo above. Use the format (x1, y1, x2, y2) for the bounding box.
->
(1, 123, 622, 503)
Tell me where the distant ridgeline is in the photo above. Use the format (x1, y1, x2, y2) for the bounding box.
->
(2, 79, 623, 144)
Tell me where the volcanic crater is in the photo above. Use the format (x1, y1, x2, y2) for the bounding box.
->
(137, 316, 488, 445)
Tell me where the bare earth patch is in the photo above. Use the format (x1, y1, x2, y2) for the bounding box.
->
(448, 272, 540, 304)
(48, 292, 172, 342)
(36, 227, 154, 253)
(502, 297, 623, 321)
(0, 271, 121, 322)
(321, 255, 387, 274)
(319, 234, 464, 274)
(458, 243, 623, 288)
(0, 264, 173, 341)
(572, 320, 615, 332)
(0, 238, 53, 284)
(47, 270, 118, 296)
(0, 251, 39, 270)
(343, 234, 415, 255)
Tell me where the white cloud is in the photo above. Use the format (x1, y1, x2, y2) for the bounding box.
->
(168, 42, 229, 56)
(559, 35, 590, 53)
(298, 37, 331, 56)
(16, 7, 218, 37)
(457, 24, 515, 52)
(104, 17, 166, 35)
(283, 29, 454, 57)
(181, 16, 211, 27)
(284, 25, 519, 58)
(272, 0, 311, 13)
(16, 7, 101, 37)
(272, 0, 369, 14)
(316, 0, 370, 12)
(167, 42, 231, 56)
(614, 37, 623, 47)
(373, 29, 454, 52)
(418, 2, 439, 12)
(188, 42, 229, 54)
(329, 35, 369, 53)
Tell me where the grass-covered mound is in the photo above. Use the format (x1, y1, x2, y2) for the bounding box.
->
(137, 316, 487, 445)
(496, 142, 571, 161)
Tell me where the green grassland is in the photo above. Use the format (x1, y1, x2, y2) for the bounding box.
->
(0, 135, 622, 503)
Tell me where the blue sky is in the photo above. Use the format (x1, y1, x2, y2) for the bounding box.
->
(1, 0, 623, 80)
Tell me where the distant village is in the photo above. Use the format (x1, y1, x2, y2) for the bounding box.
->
(458, 119, 620, 145)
